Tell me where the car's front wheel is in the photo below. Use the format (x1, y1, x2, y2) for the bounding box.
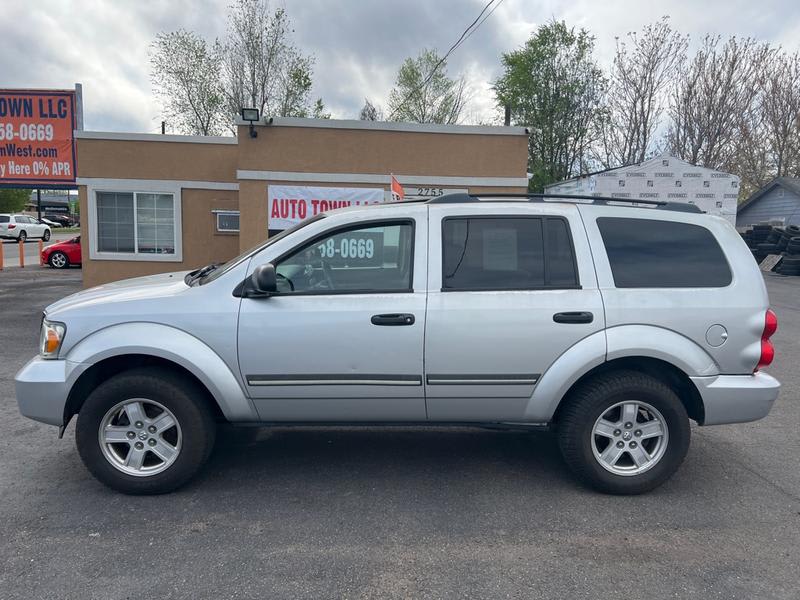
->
(42, 229, 51, 241)
(76, 368, 216, 494)
(557, 371, 690, 495)
(48, 251, 69, 269)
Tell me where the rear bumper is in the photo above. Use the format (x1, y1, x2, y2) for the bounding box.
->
(15, 357, 79, 427)
(691, 372, 780, 426)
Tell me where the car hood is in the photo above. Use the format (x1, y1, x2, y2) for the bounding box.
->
(45, 271, 191, 316)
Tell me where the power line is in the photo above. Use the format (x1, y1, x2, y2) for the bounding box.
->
(386, 0, 502, 120)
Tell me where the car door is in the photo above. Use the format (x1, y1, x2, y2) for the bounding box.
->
(237, 209, 428, 421)
(424, 203, 605, 422)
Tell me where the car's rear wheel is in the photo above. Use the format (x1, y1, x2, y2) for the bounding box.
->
(76, 368, 216, 494)
(18, 230, 27, 242)
(42, 229, 51, 241)
(557, 371, 690, 495)
(48, 251, 69, 269)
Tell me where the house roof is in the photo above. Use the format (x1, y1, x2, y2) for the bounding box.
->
(738, 177, 800, 213)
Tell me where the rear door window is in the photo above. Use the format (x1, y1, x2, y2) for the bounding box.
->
(597, 217, 732, 288)
(442, 216, 578, 291)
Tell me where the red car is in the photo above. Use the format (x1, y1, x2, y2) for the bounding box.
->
(42, 236, 82, 269)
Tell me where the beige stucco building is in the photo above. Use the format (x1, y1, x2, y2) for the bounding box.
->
(76, 117, 529, 287)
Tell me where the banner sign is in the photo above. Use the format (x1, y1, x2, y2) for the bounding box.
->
(268, 185, 385, 230)
(0, 89, 77, 186)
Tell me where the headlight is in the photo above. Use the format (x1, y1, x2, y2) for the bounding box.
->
(40, 319, 66, 359)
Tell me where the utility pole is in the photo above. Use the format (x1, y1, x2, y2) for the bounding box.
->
(36, 189, 41, 221)
(161, 121, 166, 135)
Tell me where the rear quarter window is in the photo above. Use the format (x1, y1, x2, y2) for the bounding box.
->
(0, 216, 9, 223)
(597, 217, 732, 288)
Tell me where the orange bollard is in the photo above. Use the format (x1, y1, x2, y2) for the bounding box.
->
(0, 240, 4, 270)
(38, 240, 44, 266)
(19, 239, 24, 268)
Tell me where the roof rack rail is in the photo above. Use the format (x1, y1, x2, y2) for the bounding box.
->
(427, 192, 703, 214)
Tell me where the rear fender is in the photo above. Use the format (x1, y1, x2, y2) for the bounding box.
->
(526, 325, 718, 422)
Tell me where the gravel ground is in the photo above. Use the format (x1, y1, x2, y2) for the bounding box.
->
(0, 268, 798, 599)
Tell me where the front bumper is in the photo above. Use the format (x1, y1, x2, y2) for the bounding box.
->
(15, 357, 80, 427)
(691, 372, 780, 426)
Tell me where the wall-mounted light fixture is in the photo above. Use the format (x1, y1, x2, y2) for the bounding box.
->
(240, 108, 260, 138)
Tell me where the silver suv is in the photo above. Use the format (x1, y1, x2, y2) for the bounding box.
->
(15, 194, 780, 495)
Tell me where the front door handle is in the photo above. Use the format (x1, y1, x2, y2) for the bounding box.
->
(553, 311, 594, 324)
(371, 313, 415, 326)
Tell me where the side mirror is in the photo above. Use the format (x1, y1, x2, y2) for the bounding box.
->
(250, 263, 277, 295)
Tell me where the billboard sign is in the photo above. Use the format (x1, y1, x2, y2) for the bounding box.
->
(0, 89, 78, 187)
(268, 185, 386, 230)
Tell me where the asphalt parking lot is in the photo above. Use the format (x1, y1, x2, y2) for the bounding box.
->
(1, 268, 798, 599)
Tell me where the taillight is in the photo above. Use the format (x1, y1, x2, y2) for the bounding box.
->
(756, 309, 778, 371)
(7, 223, 15, 229)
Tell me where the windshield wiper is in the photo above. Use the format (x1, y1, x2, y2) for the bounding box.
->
(185, 263, 221, 285)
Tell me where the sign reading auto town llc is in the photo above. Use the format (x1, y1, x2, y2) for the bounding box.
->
(0, 89, 78, 186)
(268, 185, 385, 230)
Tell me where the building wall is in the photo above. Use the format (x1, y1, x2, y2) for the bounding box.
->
(737, 187, 800, 227)
(80, 186, 240, 288)
(77, 137, 238, 182)
(236, 123, 527, 178)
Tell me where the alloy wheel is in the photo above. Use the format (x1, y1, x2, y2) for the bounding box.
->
(98, 398, 182, 477)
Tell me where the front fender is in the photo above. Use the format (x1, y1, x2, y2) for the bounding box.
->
(65, 322, 258, 421)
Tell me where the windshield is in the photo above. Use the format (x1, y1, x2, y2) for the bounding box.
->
(199, 214, 327, 285)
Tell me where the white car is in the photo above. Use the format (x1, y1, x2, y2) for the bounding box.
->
(0, 214, 51, 242)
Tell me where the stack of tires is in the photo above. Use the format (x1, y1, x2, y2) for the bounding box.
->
(740, 223, 800, 275)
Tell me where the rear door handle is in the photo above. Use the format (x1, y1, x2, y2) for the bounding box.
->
(553, 311, 594, 324)
(371, 313, 415, 326)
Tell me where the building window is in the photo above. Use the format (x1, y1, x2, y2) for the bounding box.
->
(93, 189, 180, 261)
(215, 210, 240, 232)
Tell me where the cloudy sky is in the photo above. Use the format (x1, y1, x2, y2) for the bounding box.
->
(2, 0, 799, 133)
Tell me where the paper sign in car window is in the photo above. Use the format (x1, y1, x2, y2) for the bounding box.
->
(482, 227, 518, 271)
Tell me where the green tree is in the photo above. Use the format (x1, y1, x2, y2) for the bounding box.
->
(150, 30, 226, 135)
(388, 49, 467, 124)
(150, 0, 325, 135)
(494, 21, 606, 191)
(0, 189, 29, 213)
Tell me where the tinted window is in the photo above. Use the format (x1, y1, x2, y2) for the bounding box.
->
(275, 221, 414, 293)
(597, 217, 731, 288)
(546, 218, 578, 286)
(0, 216, 9, 223)
(442, 217, 578, 290)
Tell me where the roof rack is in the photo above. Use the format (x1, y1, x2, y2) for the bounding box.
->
(427, 192, 703, 214)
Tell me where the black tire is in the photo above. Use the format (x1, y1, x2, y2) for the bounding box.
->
(18, 230, 27, 242)
(48, 251, 70, 269)
(42, 229, 50, 241)
(752, 224, 772, 231)
(76, 367, 217, 495)
(756, 243, 779, 252)
(781, 257, 800, 267)
(557, 371, 690, 495)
